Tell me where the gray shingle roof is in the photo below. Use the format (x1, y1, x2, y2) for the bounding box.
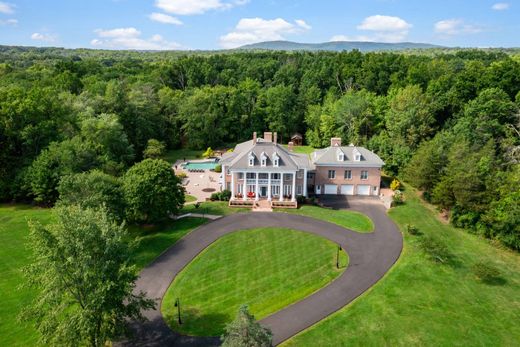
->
(220, 139, 312, 171)
(312, 145, 384, 167)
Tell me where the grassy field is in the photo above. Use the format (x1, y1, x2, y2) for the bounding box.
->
(0, 205, 54, 346)
(162, 227, 348, 336)
(279, 205, 374, 233)
(162, 148, 204, 164)
(180, 201, 250, 215)
(128, 217, 207, 270)
(184, 194, 197, 203)
(283, 190, 520, 346)
(0, 204, 206, 346)
(282, 144, 317, 155)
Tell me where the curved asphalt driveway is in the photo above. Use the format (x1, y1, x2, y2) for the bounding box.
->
(119, 197, 402, 346)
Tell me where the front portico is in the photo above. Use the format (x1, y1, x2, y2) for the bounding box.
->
(229, 170, 300, 203)
(221, 131, 310, 209)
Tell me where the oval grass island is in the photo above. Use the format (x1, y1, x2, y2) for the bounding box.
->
(161, 227, 348, 336)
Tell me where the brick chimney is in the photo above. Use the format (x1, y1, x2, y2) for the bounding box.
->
(253, 132, 257, 142)
(331, 137, 342, 147)
(288, 141, 294, 152)
(264, 132, 273, 142)
(273, 132, 278, 144)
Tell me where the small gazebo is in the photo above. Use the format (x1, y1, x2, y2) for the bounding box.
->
(290, 133, 303, 146)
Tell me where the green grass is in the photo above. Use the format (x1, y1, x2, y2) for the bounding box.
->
(162, 227, 348, 336)
(282, 144, 316, 155)
(162, 148, 204, 164)
(184, 194, 197, 203)
(283, 189, 520, 346)
(180, 201, 249, 216)
(0, 205, 207, 346)
(0, 204, 54, 346)
(279, 205, 374, 233)
(128, 217, 207, 270)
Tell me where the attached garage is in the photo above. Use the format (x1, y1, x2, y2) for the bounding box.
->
(324, 184, 338, 195)
(340, 184, 354, 195)
(357, 185, 371, 196)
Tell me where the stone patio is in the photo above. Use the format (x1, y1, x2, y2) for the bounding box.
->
(173, 163, 222, 202)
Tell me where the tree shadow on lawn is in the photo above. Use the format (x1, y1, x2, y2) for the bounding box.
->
(171, 307, 231, 337)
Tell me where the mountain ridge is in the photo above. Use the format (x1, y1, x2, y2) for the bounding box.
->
(238, 40, 444, 52)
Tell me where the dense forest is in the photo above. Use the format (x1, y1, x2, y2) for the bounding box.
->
(0, 46, 518, 249)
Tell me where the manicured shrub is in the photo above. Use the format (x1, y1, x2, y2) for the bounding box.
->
(296, 195, 306, 204)
(390, 178, 401, 191)
(211, 190, 231, 201)
(472, 260, 502, 283)
(214, 164, 222, 173)
(419, 235, 453, 263)
(405, 224, 420, 235)
(203, 147, 214, 158)
(392, 190, 404, 205)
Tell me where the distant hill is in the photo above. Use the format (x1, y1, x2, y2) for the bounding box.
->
(238, 40, 444, 52)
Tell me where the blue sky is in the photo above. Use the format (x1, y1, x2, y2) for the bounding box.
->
(0, 0, 518, 50)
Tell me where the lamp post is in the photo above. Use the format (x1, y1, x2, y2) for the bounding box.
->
(174, 297, 182, 325)
(336, 244, 342, 269)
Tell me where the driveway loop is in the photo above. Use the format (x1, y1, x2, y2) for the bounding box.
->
(118, 197, 402, 346)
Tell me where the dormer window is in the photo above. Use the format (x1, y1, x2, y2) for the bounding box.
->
(353, 149, 361, 162)
(248, 152, 255, 166)
(337, 149, 344, 162)
(273, 152, 280, 167)
(260, 152, 267, 167)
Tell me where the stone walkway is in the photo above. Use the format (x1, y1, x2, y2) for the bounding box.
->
(118, 197, 402, 346)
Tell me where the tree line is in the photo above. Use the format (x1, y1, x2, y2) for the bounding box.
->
(0, 47, 518, 249)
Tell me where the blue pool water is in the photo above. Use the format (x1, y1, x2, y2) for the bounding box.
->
(183, 160, 219, 170)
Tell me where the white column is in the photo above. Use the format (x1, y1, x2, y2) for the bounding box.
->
(255, 172, 259, 201)
(291, 172, 296, 202)
(267, 172, 272, 201)
(242, 172, 247, 201)
(231, 171, 235, 200)
(279, 174, 284, 201)
(303, 169, 308, 197)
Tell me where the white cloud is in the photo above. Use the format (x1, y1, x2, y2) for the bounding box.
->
(434, 19, 483, 36)
(219, 17, 311, 48)
(31, 32, 57, 43)
(492, 2, 509, 10)
(155, 0, 247, 15)
(295, 19, 311, 30)
(355, 15, 412, 42)
(0, 2, 14, 14)
(91, 27, 181, 50)
(149, 12, 183, 25)
(0, 18, 17, 25)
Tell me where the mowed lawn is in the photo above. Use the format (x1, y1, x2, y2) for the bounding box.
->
(282, 144, 317, 155)
(161, 148, 204, 164)
(279, 205, 374, 233)
(283, 190, 520, 346)
(162, 227, 348, 336)
(180, 201, 250, 216)
(0, 205, 54, 346)
(0, 204, 207, 346)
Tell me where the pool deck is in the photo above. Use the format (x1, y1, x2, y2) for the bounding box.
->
(173, 161, 222, 202)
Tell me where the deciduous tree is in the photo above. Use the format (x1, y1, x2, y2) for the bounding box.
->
(21, 205, 154, 347)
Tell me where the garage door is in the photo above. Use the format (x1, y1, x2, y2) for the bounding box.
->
(340, 184, 354, 195)
(324, 184, 338, 195)
(357, 185, 371, 196)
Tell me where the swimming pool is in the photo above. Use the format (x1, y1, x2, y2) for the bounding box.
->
(183, 160, 219, 170)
